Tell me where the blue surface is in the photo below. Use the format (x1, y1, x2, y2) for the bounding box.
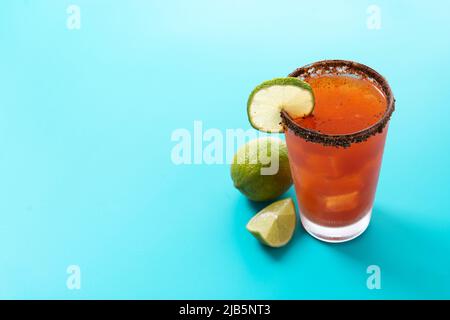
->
(1, 0, 450, 299)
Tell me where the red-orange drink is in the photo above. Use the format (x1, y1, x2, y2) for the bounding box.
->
(281, 60, 394, 242)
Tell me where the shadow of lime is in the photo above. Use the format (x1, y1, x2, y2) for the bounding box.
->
(325, 205, 450, 296)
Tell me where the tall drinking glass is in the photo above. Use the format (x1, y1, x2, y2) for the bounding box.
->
(281, 60, 395, 243)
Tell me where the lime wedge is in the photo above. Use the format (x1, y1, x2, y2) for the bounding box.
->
(247, 78, 314, 133)
(246, 198, 297, 247)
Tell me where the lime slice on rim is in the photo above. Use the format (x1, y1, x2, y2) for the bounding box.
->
(247, 77, 315, 133)
(246, 198, 297, 247)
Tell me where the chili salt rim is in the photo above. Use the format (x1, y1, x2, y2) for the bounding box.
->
(280, 60, 395, 148)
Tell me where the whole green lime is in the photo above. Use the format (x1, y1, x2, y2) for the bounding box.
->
(231, 137, 293, 202)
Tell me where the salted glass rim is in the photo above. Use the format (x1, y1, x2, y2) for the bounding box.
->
(280, 60, 395, 148)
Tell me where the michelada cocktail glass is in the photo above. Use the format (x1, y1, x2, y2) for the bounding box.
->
(281, 60, 394, 243)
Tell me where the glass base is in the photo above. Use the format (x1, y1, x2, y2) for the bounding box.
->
(300, 208, 372, 243)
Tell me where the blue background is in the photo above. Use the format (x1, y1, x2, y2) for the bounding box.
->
(1, 0, 449, 299)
